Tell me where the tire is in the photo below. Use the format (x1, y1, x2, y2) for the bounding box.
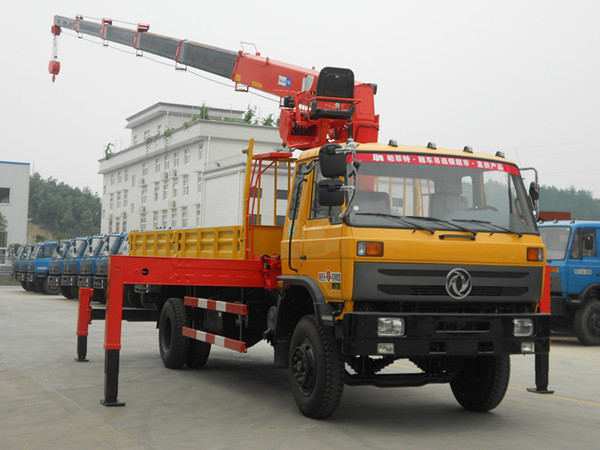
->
(574, 300, 600, 346)
(61, 285, 74, 299)
(42, 277, 61, 295)
(20, 281, 27, 291)
(289, 315, 344, 419)
(450, 355, 510, 412)
(71, 286, 80, 300)
(159, 297, 190, 369)
(186, 340, 211, 369)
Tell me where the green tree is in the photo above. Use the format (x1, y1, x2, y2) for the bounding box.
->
(540, 186, 600, 219)
(0, 211, 6, 231)
(243, 105, 258, 124)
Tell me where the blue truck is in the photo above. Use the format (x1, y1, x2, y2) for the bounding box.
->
(24, 241, 60, 294)
(92, 233, 128, 303)
(48, 239, 72, 298)
(77, 235, 105, 292)
(61, 237, 89, 299)
(539, 220, 600, 345)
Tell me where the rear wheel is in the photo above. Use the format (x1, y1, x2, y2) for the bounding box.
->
(450, 355, 510, 412)
(574, 300, 600, 346)
(289, 315, 344, 419)
(60, 285, 74, 299)
(159, 297, 190, 369)
(186, 340, 211, 369)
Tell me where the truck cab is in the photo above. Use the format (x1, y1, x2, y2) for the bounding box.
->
(61, 237, 89, 299)
(48, 239, 72, 296)
(24, 242, 59, 294)
(93, 233, 127, 303)
(539, 220, 600, 345)
(78, 235, 105, 290)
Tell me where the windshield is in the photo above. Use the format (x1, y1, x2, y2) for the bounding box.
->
(99, 235, 121, 257)
(345, 152, 537, 235)
(117, 238, 129, 255)
(539, 226, 571, 261)
(51, 241, 70, 260)
(65, 239, 87, 259)
(83, 237, 104, 258)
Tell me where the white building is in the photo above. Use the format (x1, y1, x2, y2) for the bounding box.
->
(0, 160, 30, 262)
(98, 103, 287, 233)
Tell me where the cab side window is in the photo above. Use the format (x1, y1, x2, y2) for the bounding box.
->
(570, 229, 596, 259)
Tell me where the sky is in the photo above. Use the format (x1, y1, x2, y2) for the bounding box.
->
(1, 0, 599, 197)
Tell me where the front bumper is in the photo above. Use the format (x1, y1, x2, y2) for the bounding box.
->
(61, 275, 77, 286)
(78, 276, 93, 288)
(342, 312, 550, 357)
(93, 277, 106, 289)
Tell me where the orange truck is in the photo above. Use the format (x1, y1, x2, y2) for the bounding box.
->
(53, 15, 551, 418)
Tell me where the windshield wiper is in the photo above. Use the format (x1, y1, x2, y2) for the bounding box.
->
(404, 216, 478, 237)
(355, 213, 435, 234)
(453, 219, 523, 238)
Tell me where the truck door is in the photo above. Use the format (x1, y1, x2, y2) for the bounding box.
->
(566, 228, 600, 297)
(297, 162, 343, 300)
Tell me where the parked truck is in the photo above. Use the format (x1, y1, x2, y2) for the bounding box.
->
(61, 237, 89, 299)
(539, 220, 600, 345)
(51, 15, 551, 418)
(92, 233, 128, 303)
(24, 241, 60, 294)
(48, 239, 72, 297)
(78, 235, 105, 292)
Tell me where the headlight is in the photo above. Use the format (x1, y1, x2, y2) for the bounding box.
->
(513, 319, 534, 337)
(378, 317, 405, 336)
(377, 343, 395, 354)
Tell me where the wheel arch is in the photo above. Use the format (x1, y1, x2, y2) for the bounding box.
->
(274, 276, 337, 343)
(581, 283, 600, 304)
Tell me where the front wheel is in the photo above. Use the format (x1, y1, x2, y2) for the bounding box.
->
(450, 354, 510, 412)
(574, 300, 600, 345)
(42, 277, 61, 295)
(60, 285, 74, 299)
(289, 315, 344, 419)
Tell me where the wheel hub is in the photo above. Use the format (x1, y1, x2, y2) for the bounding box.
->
(292, 340, 316, 395)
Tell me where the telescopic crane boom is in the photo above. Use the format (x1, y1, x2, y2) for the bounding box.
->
(50, 15, 379, 149)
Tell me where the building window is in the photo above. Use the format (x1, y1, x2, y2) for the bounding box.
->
(124, 168, 128, 181)
(133, 135, 138, 146)
(116, 192, 121, 209)
(277, 189, 288, 200)
(122, 219, 127, 231)
(115, 218, 120, 233)
(162, 211, 168, 228)
(171, 209, 177, 228)
(154, 183, 160, 202)
(197, 174, 202, 194)
(131, 174, 136, 187)
(140, 214, 147, 231)
(181, 208, 188, 227)
(0, 188, 10, 203)
(141, 189, 147, 204)
(174, 152, 180, 167)
(163, 181, 168, 200)
(198, 143, 204, 160)
(155, 158, 161, 173)
(123, 191, 128, 207)
(184, 148, 190, 165)
(143, 130, 151, 141)
(109, 194, 114, 209)
(103, 185, 106, 195)
(196, 205, 201, 226)
(117, 170, 122, 183)
(108, 219, 113, 233)
(172, 179, 178, 198)
(164, 155, 170, 170)
(157, 124, 162, 135)
(153, 212, 159, 229)
(131, 203, 135, 213)
(111, 173, 115, 186)
(142, 162, 148, 176)
(183, 176, 189, 196)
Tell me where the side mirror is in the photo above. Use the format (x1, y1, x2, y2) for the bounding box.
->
(319, 143, 346, 178)
(318, 179, 344, 206)
(529, 182, 540, 202)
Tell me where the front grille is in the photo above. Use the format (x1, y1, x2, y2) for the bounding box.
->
(353, 262, 542, 304)
(354, 300, 533, 314)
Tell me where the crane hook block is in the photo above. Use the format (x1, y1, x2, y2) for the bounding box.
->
(49, 61, 61, 82)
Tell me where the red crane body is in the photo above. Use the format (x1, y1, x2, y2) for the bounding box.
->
(50, 15, 379, 149)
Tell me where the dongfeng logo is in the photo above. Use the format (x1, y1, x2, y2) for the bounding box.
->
(446, 268, 472, 299)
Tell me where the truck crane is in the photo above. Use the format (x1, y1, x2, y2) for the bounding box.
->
(50, 15, 552, 419)
(50, 15, 379, 150)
